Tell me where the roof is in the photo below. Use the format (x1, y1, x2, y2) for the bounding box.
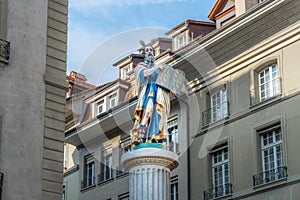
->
(208, 0, 234, 21)
(166, 19, 215, 36)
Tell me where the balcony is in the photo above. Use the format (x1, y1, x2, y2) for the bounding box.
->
(253, 166, 287, 187)
(202, 101, 230, 127)
(98, 169, 113, 184)
(0, 172, 3, 200)
(203, 183, 232, 200)
(250, 77, 282, 106)
(0, 39, 10, 61)
(81, 176, 95, 190)
(167, 141, 179, 153)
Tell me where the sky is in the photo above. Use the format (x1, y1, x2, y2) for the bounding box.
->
(67, 0, 216, 85)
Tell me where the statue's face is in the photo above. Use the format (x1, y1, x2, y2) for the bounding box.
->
(144, 46, 155, 63)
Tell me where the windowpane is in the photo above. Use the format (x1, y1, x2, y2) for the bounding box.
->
(260, 126, 283, 184)
(211, 146, 230, 198)
(258, 64, 279, 102)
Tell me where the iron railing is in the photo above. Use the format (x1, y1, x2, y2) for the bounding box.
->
(98, 168, 113, 183)
(167, 141, 179, 153)
(0, 39, 10, 61)
(81, 176, 95, 189)
(203, 183, 232, 200)
(250, 77, 282, 106)
(116, 166, 130, 177)
(253, 166, 287, 186)
(0, 172, 3, 200)
(202, 101, 230, 126)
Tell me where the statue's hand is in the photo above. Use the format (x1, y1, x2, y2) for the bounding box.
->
(155, 64, 164, 71)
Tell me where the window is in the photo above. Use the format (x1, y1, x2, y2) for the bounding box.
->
(253, 123, 287, 186)
(167, 117, 179, 153)
(118, 193, 129, 200)
(82, 156, 95, 188)
(63, 144, 67, 170)
(177, 34, 187, 49)
(171, 177, 178, 200)
(109, 94, 117, 108)
(97, 99, 105, 114)
(117, 138, 131, 175)
(202, 88, 229, 126)
(251, 63, 282, 105)
(99, 147, 113, 182)
(122, 67, 129, 79)
(204, 144, 232, 200)
(62, 185, 66, 200)
(258, 64, 280, 102)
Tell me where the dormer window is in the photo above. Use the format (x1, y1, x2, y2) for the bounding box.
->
(109, 93, 117, 108)
(176, 34, 187, 50)
(97, 99, 105, 114)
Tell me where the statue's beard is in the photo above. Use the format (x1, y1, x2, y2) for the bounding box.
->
(145, 54, 155, 63)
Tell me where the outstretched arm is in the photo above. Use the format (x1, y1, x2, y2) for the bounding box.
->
(143, 64, 163, 77)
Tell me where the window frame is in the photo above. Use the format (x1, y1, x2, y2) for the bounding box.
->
(257, 63, 280, 102)
(171, 176, 179, 200)
(100, 146, 113, 182)
(83, 155, 95, 187)
(167, 116, 179, 153)
(250, 56, 282, 107)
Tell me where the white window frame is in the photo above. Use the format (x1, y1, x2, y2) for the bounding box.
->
(102, 147, 113, 180)
(84, 156, 95, 186)
(210, 89, 228, 123)
(258, 64, 280, 102)
(97, 99, 105, 115)
(260, 125, 284, 183)
(211, 145, 230, 199)
(118, 138, 131, 174)
(167, 116, 179, 153)
(109, 93, 117, 108)
(171, 177, 178, 200)
(177, 34, 187, 49)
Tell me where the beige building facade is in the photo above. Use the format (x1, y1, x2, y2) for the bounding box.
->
(64, 0, 300, 200)
(0, 0, 68, 199)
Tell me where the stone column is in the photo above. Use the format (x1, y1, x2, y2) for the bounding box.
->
(121, 148, 178, 200)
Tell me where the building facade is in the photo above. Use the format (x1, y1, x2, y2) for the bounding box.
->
(0, 0, 68, 199)
(64, 0, 300, 200)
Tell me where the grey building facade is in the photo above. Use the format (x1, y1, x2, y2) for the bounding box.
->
(0, 0, 68, 199)
(64, 0, 300, 200)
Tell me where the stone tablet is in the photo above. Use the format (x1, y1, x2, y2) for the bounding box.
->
(156, 64, 187, 96)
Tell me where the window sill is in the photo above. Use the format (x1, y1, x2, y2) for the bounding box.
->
(206, 193, 232, 200)
(253, 177, 287, 190)
(202, 116, 230, 130)
(249, 95, 282, 111)
(98, 177, 114, 186)
(80, 184, 96, 192)
(116, 172, 129, 179)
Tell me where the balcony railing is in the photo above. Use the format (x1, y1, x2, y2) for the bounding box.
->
(98, 168, 113, 183)
(167, 141, 179, 153)
(81, 176, 95, 189)
(0, 39, 10, 61)
(253, 166, 287, 186)
(0, 172, 3, 200)
(203, 183, 232, 200)
(116, 167, 129, 177)
(202, 101, 230, 126)
(250, 77, 282, 106)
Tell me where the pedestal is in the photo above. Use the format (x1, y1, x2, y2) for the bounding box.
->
(121, 147, 179, 200)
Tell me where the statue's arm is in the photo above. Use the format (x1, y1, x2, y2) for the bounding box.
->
(143, 64, 163, 77)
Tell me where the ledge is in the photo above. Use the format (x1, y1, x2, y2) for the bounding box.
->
(97, 177, 114, 186)
(80, 184, 96, 192)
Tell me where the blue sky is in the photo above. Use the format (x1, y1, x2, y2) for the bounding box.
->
(68, 0, 216, 85)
